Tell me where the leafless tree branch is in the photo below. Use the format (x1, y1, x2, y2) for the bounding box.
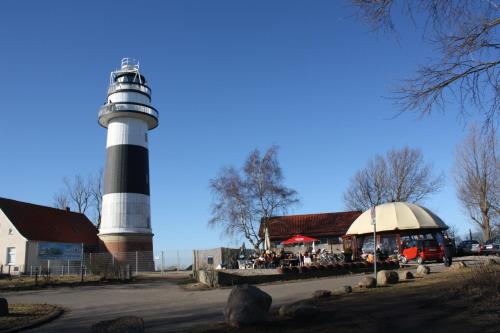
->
(208, 146, 299, 249)
(352, 0, 499, 127)
(344, 146, 444, 211)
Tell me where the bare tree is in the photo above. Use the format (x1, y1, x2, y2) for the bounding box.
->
(209, 146, 299, 249)
(53, 192, 71, 210)
(90, 168, 104, 229)
(63, 175, 92, 214)
(344, 146, 444, 211)
(455, 124, 499, 241)
(352, 0, 499, 126)
(343, 155, 389, 210)
(53, 170, 103, 227)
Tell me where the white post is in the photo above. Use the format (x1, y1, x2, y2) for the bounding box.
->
(48, 260, 50, 275)
(135, 251, 138, 275)
(373, 222, 377, 278)
(30, 265, 33, 277)
(371, 206, 377, 278)
(161, 251, 164, 274)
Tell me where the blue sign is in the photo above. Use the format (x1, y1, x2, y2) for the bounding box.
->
(38, 242, 81, 260)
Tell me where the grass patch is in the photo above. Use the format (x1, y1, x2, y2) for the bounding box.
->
(192, 265, 500, 333)
(0, 275, 113, 291)
(0, 304, 60, 331)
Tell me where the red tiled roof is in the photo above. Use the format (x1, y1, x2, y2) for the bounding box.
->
(0, 197, 99, 244)
(259, 211, 362, 240)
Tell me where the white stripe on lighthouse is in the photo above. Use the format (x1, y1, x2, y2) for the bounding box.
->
(100, 193, 151, 234)
(106, 117, 149, 148)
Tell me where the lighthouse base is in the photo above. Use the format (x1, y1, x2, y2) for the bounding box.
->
(99, 233, 155, 272)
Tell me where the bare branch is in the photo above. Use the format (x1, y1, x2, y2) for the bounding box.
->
(209, 146, 299, 249)
(344, 146, 443, 211)
(454, 124, 499, 241)
(352, 0, 500, 127)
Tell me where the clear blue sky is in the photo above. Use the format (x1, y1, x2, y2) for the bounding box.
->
(0, 0, 481, 252)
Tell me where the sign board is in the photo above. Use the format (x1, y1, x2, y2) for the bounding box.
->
(38, 242, 81, 260)
(370, 206, 376, 225)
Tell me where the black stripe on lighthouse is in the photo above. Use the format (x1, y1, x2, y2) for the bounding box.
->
(104, 145, 150, 195)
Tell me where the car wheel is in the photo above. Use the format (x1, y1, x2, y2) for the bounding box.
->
(416, 256, 424, 265)
(400, 256, 408, 264)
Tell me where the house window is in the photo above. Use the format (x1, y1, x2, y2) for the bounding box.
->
(8, 228, 13, 235)
(207, 256, 214, 265)
(7, 247, 16, 265)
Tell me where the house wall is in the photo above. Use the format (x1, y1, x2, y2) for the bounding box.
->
(192, 247, 242, 271)
(0, 209, 28, 274)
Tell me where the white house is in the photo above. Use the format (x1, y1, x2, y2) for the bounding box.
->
(0, 197, 99, 275)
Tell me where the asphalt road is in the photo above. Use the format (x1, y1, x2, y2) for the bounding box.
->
(2, 259, 473, 333)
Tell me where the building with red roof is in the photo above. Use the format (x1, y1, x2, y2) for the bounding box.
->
(0, 197, 99, 274)
(259, 211, 361, 252)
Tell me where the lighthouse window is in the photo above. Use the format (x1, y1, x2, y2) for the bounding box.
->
(145, 133, 148, 142)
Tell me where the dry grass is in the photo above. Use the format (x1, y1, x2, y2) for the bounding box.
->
(192, 265, 500, 333)
(0, 303, 60, 331)
(0, 275, 103, 290)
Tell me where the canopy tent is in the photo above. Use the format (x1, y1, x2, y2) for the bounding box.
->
(346, 202, 448, 236)
(282, 234, 319, 245)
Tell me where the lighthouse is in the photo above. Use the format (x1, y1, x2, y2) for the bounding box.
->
(98, 58, 158, 269)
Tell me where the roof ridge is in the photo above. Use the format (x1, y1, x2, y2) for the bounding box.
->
(0, 196, 84, 216)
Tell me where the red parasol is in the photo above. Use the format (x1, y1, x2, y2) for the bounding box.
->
(281, 234, 319, 245)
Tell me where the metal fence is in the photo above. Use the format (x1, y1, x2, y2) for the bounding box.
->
(0, 249, 194, 277)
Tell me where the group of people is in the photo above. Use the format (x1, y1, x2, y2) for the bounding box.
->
(232, 247, 336, 269)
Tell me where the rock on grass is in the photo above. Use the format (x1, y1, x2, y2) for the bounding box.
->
(312, 290, 331, 299)
(416, 265, 430, 276)
(223, 284, 272, 327)
(279, 302, 319, 319)
(358, 276, 376, 288)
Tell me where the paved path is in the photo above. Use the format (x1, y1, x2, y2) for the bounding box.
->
(3, 259, 476, 333)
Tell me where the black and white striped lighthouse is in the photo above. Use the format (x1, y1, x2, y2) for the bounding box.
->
(97, 58, 158, 265)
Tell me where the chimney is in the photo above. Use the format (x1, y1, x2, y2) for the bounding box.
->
(65, 207, 71, 212)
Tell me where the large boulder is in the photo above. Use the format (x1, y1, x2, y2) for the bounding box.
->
(331, 285, 352, 296)
(0, 298, 8, 316)
(90, 316, 144, 333)
(278, 302, 319, 319)
(312, 290, 331, 299)
(416, 265, 430, 276)
(376, 270, 399, 286)
(223, 284, 272, 327)
(358, 276, 377, 288)
(398, 270, 414, 281)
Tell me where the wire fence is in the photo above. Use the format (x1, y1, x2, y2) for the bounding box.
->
(0, 249, 194, 277)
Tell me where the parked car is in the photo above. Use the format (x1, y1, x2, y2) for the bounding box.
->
(483, 239, 500, 256)
(400, 239, 443, 264)
(456, 240, 482, 256)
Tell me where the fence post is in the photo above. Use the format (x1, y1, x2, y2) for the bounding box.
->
(80, 243, 84, 283)
(161, 251, 164, 274)
(67, 260, 70, 275)
(135, 251, 138, 275)
(61, 265, 64, 276)
(47, 260, 50, 276)
(30, 265, 32, 277)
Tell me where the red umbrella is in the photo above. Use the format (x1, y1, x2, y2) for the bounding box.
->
(281, 234, 319, 245)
